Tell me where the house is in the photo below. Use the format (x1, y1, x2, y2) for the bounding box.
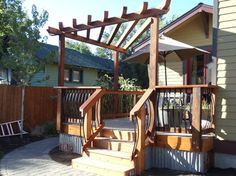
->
(0, 67, 11, 84)
(213, 0, 236, 169)
(132, 3, 213, 86)
(32, 43, 113, 87)
(128, 1, 236, 170)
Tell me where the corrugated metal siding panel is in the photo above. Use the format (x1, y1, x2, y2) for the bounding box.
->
(152, 147, 207, 173)
(59, 133, 84, 154)
(158, 62, 183, 86)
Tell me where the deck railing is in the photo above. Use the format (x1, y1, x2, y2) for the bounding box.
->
(56, 87, 101, 134)
(56, 85, 217, 157)
(155, 85, 217, 151)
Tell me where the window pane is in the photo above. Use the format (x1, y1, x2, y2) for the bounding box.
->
(73, 70, 81, 82)
(191, 55, 204, 84)
(64, 69, 70, 81)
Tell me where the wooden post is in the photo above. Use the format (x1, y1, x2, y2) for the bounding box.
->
(192, 87, 202, 151)
(84, 108, 92, 142)
(58, 34, 65, 86)
(135, 105, 146, 175)
(20, 87, 25, 138)
(149, 17, 159, 88)
(113, 51, 119, 90)
(56, 89, 62, 132)
(113, 51, 119, 114)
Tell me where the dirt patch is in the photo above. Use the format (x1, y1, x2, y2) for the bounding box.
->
(49, 146, 81, 166)
(0, 134, 45, 159)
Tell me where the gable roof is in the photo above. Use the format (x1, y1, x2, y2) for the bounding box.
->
(37, 43, 113, 72)
(133, 3, 213, 51)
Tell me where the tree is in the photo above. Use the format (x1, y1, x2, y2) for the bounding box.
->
(65, 40, 93, 55)
(0, 0, 49, 85)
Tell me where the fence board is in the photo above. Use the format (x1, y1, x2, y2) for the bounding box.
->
(0, 85, 22, 123)
(24, 86, 57, 131)
(0, 85, 57, 131)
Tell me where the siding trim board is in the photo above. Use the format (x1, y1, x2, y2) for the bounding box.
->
(214, 139, 236, 155)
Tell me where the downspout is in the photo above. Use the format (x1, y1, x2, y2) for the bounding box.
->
(212, 0, 218, 85)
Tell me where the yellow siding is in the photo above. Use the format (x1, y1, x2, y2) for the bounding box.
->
(216, 0, 236, 141)
(166, 13, 213, 47)
(158, 62, 183, 86)
(157, 12, 213, 85)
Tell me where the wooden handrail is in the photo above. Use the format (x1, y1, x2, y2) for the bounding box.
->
(156, 84, 218, 89)
(130, 88, 154, 117)
(54, 86, 102, 89)
(83, 123, 105, 153)
(105, 90, 144, 95)
(80, 88, 106, 116)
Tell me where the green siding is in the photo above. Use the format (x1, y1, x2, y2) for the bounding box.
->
(31, 64, 98, 87)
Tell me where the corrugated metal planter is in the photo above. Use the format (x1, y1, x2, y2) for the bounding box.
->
(152, 147, 209, 173)
(59, 133, 84, 154)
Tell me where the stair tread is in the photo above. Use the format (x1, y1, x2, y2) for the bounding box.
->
(73, 157, 134, 172)
(103, 127, 135, 131)
(88, 148, 132, 159)
(95, 136, 134, 143)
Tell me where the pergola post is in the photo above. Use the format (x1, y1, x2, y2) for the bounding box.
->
(149, 17, 159, 88)
(113, 51, 119, 90)
(58, 34, 65, 86)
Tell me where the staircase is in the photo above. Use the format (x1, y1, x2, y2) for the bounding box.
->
(72, 125, 136, 176)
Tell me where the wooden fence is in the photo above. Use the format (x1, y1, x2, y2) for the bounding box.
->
(0, 85, 57, 131)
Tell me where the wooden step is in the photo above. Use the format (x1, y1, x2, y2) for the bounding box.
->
(84, 148, 134, 167)
(93, 137, 134, 153)
(100, 128, 135, 141)
(72, 157, 135, 176)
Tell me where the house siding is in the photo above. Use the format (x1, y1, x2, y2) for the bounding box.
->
(157, 13, 213, 86)
(32, 64, 98, 87)
(216, 0, 236, 142)
(158, 62, 183, 86)
(166, 13, 213, 47)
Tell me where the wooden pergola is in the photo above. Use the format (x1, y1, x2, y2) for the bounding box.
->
(47, 0, 171, 89)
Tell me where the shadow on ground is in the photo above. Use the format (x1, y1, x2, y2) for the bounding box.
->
(49, 147, 236, 176)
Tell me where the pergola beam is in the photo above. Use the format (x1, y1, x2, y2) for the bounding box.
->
(123, 18, 152, 50)
(106, 24, 121, 45)
(87, 15, 92, 38)
(48, 1, 170, 35)
(97, 11, 109, 42)
(115, 20, 139, 47)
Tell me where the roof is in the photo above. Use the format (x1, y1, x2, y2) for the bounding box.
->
(133, 3, 213, 51)
(37, 43, 113, 72)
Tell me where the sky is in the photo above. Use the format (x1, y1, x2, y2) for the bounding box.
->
(23, 0, 213, 49)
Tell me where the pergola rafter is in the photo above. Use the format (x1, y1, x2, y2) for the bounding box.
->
(47, 0, 171, 87)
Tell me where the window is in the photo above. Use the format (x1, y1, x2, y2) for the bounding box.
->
(72, 70, 83, 83)
(186, 54, 208, 85)
(191, 55, 204, 84)
(64, 69, 70, 82)
(64, 68, 83, 83)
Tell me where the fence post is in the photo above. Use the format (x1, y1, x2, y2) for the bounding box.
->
(56, 89, 62, 132)
(20, 87, 25, 138)
(192, 87, 202, 151)
(135, 105, 146, 175)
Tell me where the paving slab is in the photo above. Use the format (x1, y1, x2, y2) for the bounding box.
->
(0, 137, 99, 176)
